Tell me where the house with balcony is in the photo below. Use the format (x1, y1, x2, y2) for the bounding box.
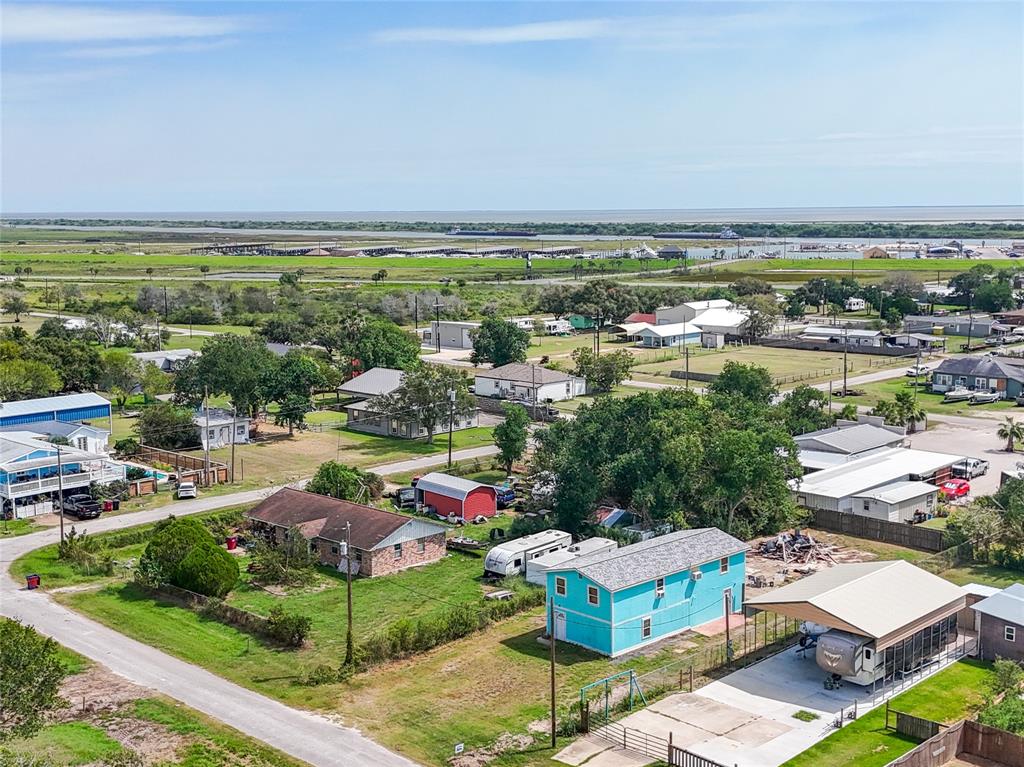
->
(545, 528, 748, 656)
(1, 431, 125, 518)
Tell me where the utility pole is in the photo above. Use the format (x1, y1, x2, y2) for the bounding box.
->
(230, 405, 238, 483)
(432, 300, 443, 354)
(966, 292, 975, 352)
(914, 344, 922, 403)
(344, 521, 354, 666)
(163, 286, 169, 320)
(413, 294, 419, 331)
(203, 386, 211, 487)
(56, 446, 65, 543)
(684, 344, 690, 390)
(447, 389, 455, 469)
(155, 314, 162, 352)
(843, 326, 849, 395)
(549, 597, 557, 749)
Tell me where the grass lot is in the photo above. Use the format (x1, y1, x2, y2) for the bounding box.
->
(550, 386, 635, 412)
(0, 517, 46, 537)
(691, 258, 986, 285)
(9, 722, 124, 765)
(783, 659, 994, 767)
(631, 344, 905, 386)
(853, 378, 1020, 416)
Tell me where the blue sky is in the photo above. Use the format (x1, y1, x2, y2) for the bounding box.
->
(2, 1, 1022, 213)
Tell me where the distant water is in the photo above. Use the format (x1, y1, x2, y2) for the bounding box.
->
(6, 205, 1023, 224)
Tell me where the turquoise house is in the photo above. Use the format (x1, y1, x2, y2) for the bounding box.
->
(545, 529, 747, 657)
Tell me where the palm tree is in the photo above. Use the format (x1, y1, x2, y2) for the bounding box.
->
(997, 416, 1024, 452)
(893, 391, 926, 433)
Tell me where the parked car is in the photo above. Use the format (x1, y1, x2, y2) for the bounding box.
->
(494, 485, 516, 509)
(952, 458, 989, 479)
(61, 494, 101, 519)
(392, 486, 416, 509)
(939, 478, 971, 499)
(176, 481, 198, 499)
(905, 365, 931, 378)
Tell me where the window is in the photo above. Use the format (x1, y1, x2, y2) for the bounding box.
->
(655, 578, 665, 597)
(863, 500, 870, 511)
(1006, 625, 1017, 642)
(393, 543, 402, 559)
(331, 546, 339, 555)
(236, 425, 245, 435)
(555, 577, 566, 596)
(720, 557, 729, 574)
(587, 586, 599, 606)
(513, 558, 522, 568)
(417, 539, 425, 554)
(208, 429, 215, 438)
(641, 617, 652, 639)
(864, 648, 873, 660)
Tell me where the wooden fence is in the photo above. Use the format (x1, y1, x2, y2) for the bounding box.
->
(811, 509, 947, 552)
(885, 720, 1024, 767)
(129, 445, 229, 486)
(886, 703, 943, 742)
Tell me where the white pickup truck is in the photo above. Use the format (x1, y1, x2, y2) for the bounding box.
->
(952, 458, 989, 479)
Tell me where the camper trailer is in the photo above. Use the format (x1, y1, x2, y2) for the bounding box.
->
(483, 529, 572, 578)
(809, 623, 957, 685)
(525, 537, 617, 585)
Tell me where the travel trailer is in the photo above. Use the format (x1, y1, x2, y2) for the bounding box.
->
(483, 529, 572, 578)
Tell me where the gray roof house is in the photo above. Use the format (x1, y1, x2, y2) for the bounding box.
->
(795, 416, 906, 471)
(931, 356, 1024, 399)
(338, 368, 405, 398)
(972, 583, 1024, 662)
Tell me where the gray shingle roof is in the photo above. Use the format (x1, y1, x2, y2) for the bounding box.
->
(549, 528, 748, 592)
(933, 356, 1024, 383)
(477, 363, 576, 386)
(972, 583, 1024, 625)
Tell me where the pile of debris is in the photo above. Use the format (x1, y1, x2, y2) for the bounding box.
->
(758, 528, 838, 570)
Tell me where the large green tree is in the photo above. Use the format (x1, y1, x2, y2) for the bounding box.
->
(1, 293, 29, 322)
(262, 350, 326, 434)
(350, 317, 420, 371)
(570, 347, 634, 393)
(174, 334, 276, 416)
(374, 364, 475, 443)
(533, 386, 800, 538)
(470, 317, 530, 367)
(776, 385, 834, 435)
(134, 402, 199, 449)
(707, 361, 778, 406)
(307, 461, 383, 503)
(0, 619, 68, 742)
(101, 350, 143, 410)
(493, 403, 530, 474)
(0, 359, 61, 400)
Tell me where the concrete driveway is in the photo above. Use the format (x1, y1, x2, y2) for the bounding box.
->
(906, 418, 1016, 496)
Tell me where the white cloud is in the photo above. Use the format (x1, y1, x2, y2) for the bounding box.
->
(375, 19, 614, 45)
(59, 39, 236, 59)
(2, 4, 242, 43)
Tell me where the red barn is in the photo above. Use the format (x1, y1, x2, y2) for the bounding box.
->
(415, 472, 497, 521)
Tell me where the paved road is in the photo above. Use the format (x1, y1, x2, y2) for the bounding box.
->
(0, 443, 508, 766)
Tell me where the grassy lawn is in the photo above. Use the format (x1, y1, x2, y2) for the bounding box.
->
(551, 386, 634, 412)
(0, 517, 46, 537)
(937, 561, 1024, 589)
(632, 345, 904, 386)
(806, 529, 933, 564)
(9, 722, 125, 765)
(853, 378, 1020, 416)
(783, 659, 994, 767)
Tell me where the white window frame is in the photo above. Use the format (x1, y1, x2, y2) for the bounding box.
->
(417, 539, 426, 554)
(1006, 625, 1017, 642)
(655, 577, 665, 597)
(720, 557, 729, 574)
(641, 616, 652, 639)
(555, 577, 566, 597)
(393, 542, 402, 559)
(587, 585, 599, 606)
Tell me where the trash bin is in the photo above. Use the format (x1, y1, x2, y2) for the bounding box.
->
(226, 536, 237, 551)
(102, 500, 114, 512)
(26, 574, 40, 590)
(112, 500, 120, 511)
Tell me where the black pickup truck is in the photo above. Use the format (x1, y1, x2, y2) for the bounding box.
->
(61, 494, 102, 519)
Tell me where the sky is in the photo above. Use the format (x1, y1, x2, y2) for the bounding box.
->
(1, 1, 1022, 213)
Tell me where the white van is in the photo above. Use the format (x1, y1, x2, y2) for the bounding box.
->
(483, 529, 572, 578)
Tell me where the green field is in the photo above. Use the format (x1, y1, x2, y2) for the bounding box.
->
(631, 344, 905, 386)
(783, 660, 994, 767)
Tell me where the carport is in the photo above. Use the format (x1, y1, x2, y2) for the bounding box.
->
(744, 561, 972, 696)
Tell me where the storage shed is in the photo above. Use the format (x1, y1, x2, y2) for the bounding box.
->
(851, 480, 938, 523)
(415, 472, 497, 521)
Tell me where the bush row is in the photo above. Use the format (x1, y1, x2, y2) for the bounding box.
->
(357, 587, 545, 667)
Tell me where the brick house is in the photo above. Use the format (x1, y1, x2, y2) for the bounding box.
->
(971, 583, 1024, 662)
(244, 488, 448, 577)
(415, 472, 497, 522)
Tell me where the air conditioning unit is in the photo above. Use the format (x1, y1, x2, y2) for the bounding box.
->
(690, 569, 702, 581)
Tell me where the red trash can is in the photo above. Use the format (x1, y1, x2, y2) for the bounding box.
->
(226, 536, 237, 551)
(102, 500, 114, 512)
(26, 574, 40, 590)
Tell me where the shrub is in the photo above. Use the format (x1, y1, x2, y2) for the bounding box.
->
(125, 466, 148, 481)
(113, 437, 139, 456)
(173, 540, 239, 598)
(266, 606, 312, 647)
(56, 527, 113, 575)
(138, 517, 214, 585)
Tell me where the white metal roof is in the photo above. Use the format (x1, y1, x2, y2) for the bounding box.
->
(852, 480, 938, 504)
(416, 472, 493, 501)
(795, 423, 905, 455)
(803, 325, 880, 339)
(745, 561, 966, 641)
(612, 322, 653, 335)
(638, 322, 702, 338)
(691, 308, 749, 330)
(0, 392, 110, 418)
(491, 529, 572, 556)
(798, 450, 857, 470)
(794, 448, 963, 500)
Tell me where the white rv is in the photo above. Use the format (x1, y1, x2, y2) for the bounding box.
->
(810, 622, 956, 685)
(525, 537, 617, 585)
(483, 529, 572, 578)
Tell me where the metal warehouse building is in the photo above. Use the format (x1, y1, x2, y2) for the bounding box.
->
(0, 393, 112, 431)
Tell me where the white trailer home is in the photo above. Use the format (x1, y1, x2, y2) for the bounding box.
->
(483, 529, 572, 578)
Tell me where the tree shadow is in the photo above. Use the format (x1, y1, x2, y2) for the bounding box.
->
(500, 626, 604, 667)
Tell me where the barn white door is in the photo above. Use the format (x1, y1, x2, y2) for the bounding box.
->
(555, 611, 567, 641)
